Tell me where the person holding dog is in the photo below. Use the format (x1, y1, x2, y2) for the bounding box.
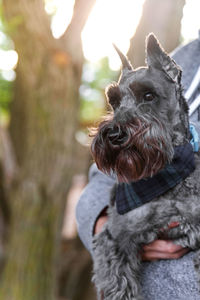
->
(76, 31, 200, 300)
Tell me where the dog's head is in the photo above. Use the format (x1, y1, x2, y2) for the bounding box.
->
(91, 33, 190, 183)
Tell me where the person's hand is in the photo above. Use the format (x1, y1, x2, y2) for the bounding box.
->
(94, 208, 108, 235)
(94, 213, 190, 261)
(141, 221, 189, 261)
(141, 239, 189, 261)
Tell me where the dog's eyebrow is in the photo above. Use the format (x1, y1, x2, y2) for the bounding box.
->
(129, 81, 156, 93)
(129, 81, 156, 97)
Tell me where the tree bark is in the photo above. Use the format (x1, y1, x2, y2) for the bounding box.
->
(0, 0, 95, 299)
(58, 238, 96, 300)
(127, 0, 186, 68)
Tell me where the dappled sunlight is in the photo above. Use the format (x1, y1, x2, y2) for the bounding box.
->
(0, 0, 199, 74)
(50, 0, 75, 38)
(181, 0, 200, 42)
(47, 0, 200, 70)
(82, 0, 145, 69)
(0, 50, 18, 71)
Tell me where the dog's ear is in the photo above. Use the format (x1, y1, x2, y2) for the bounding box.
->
(105, 83, 122, 110)
(113, 44, 133, 71)
(146, 33, 181, 83)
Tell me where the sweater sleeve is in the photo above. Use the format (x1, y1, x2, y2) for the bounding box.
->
(76, 163, 116, 253)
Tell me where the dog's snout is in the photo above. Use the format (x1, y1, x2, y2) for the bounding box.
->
(108, 125, 128, 146)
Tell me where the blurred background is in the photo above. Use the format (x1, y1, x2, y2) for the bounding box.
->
(0, 0, 199, 299)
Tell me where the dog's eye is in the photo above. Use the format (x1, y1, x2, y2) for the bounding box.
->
(143, 92, 154, 101)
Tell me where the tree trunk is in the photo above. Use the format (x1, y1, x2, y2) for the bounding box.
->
(127, 0, 185, 68)
(0, 0, 95, 299)
(58, 238, 96, 300)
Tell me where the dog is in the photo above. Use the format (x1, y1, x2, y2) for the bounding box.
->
(90, 33, 200, 300)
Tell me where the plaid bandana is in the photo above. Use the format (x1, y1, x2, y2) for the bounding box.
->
(115, 143, 196, 215)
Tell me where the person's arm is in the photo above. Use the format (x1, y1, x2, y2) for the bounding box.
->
(76, 163, 189, 259)
(75, 163, 116, 253)
(94, 211, 189, 261)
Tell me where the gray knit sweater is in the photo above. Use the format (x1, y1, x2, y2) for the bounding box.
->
(76, 31, 200, 300)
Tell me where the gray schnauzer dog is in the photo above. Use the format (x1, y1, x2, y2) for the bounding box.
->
(90, 33, 200, 300)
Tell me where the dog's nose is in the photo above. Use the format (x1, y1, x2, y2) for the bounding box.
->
(107, 125, 128, 146)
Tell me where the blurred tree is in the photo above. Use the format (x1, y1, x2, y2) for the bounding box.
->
(0, 19, 14, 124)
(80, 57, 117, 127)
(0, 76, 12, 123)
(127, 0, 186, 67)
(72, 57, 118, 176)
(0, 0, 96, 299)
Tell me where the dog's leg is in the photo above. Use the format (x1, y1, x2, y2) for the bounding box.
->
(167, 223, 200, 249)
(92, 227, 143, 300)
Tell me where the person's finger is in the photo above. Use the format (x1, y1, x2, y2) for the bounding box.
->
(142, 240, 184, 253)
(141, 247, 189, 261)
(94, 215, 108, 235)
(167, 221, 180, 229)
(158, 221, 180, 238)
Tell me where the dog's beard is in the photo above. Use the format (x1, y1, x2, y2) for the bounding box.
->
(91, 116, 174, 183)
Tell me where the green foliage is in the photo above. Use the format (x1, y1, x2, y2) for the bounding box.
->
(0, 3, 15, 124)
(4, 15, 24, 36)
(79, 57, 118, 125)
(0, 73, 12, 123)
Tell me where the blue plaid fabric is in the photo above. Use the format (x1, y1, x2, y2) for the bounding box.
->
(115, 143, 195, 215)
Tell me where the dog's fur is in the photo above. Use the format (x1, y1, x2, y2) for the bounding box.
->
(91, 34, 200, 300)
